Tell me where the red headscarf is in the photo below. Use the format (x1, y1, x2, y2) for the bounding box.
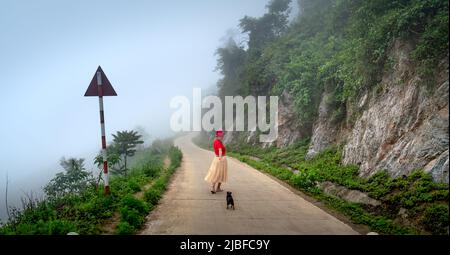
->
(215, 130, 224, 137)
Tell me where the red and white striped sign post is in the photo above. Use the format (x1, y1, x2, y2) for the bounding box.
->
(84, 66, 117, 195)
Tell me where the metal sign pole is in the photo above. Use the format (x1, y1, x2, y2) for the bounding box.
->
(96, 71, 110, 195)
(84, 66, 117, 196)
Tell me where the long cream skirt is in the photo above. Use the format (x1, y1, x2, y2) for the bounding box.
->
(204, 156, 228, 183)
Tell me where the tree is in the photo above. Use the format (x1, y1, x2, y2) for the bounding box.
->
(215, 38, 247, 97)
(239, 0, 292, 55)
(111, 130, 144, 176)
(213, 0, 293, 97)
(44, 158, 94, 199)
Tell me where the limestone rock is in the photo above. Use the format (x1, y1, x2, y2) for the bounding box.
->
(276, 90, 310, 147)
(425, 149, 449, 184)
(306, 91, 338, 159)
(342, 40, 449, 182)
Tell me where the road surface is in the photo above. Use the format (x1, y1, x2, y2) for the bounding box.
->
(139, 133, 358, 234)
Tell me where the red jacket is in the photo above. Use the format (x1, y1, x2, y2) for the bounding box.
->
(213, 139, 226, 156)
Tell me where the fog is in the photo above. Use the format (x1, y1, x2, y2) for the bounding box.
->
(0, 0, 300, 222)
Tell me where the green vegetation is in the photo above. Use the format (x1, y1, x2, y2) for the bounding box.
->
(143, 189, 162, 206)
(116, 195, 149, 234)
(216, 0, 448, 123)
(116, 146, 182, 234)
(0, 135, 182, 235)
(44, 158, 95, 200)
(95, 130, 145, 176)
(224, 141, 448, 235)
(421, 204, 449, 235)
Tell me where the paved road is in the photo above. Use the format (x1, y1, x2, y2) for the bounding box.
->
(139, 133, 358, 234)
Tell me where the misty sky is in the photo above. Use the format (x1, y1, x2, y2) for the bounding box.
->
(0, 0, 298, 220)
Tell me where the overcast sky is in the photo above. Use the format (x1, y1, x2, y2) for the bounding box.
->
(0, 0, 298, 221)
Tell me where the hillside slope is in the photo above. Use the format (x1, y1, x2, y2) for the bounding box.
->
(211, 0, 449, 183)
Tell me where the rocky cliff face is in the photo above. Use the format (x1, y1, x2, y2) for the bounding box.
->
(341, 40, 448, 183)
(276, 90, 310, 147)
(275, 40, 449, 183)
(295, 40, 449, 183)
(305, 91, 339, 159)
(221, 40, 448, 184)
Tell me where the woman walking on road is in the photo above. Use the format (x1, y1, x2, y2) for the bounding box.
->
(204, 130, 228, 194)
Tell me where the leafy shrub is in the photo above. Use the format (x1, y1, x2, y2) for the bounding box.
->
(116, 221, 134, 235)
(420, 204, 449, 235)
(75, 195, 114, 221)
(12, 223, 37, 235)
(168, 146, 182, 167)
(44, 158, 94, 200)
(385, 170, 446, 209)
(119, 207, 144, 229)
(6, 199, 56, 228)
(289, 171, 318, 190)
(364, 171, 394, 199)
(144, 189, 162, 206)
(0, 223, 34, 235)
(142, 163, 162, 178)
(110, 176, 134, 198)
(45, 220, 77, 235)
(430, 188, 449, 201)
(152, 177, 167, 192)
(10, 219, 77, 235)
(120, 195, 149, 215)
(127, 180, 141, 192)
(277, 169, 293, 181)
(117, 195, 149, 232)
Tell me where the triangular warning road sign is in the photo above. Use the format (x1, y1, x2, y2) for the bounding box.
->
(84, 66, 117, 97)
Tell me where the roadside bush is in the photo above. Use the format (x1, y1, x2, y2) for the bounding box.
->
(75, 194, 114, 221)
(44, 219, 77, 235)
(168, 146, 182, 166)
(110, 177, 134, 198)
(119, 207, 145, 229)
(277, 169, 293, 181)
(121, 195, 148, 215)
(142, 163, 162, 178)
(289, 171, 318, 190)
(117, 195, 148, 231)
(9, 223, 37, 235)
(6, 199, 56, 228)
(8, 219, 77, 235)
(152, 177, 167, 192)
(116, 221, 134, 235)
(364, 171, 394, 199)
(388, 170, 444, 208)
(127, 180, 141, 192)
(144, 189, 162, 206)
(421, 203, 449, 235)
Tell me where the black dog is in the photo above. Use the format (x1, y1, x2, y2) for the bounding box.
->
(226, 191, 235, 210)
